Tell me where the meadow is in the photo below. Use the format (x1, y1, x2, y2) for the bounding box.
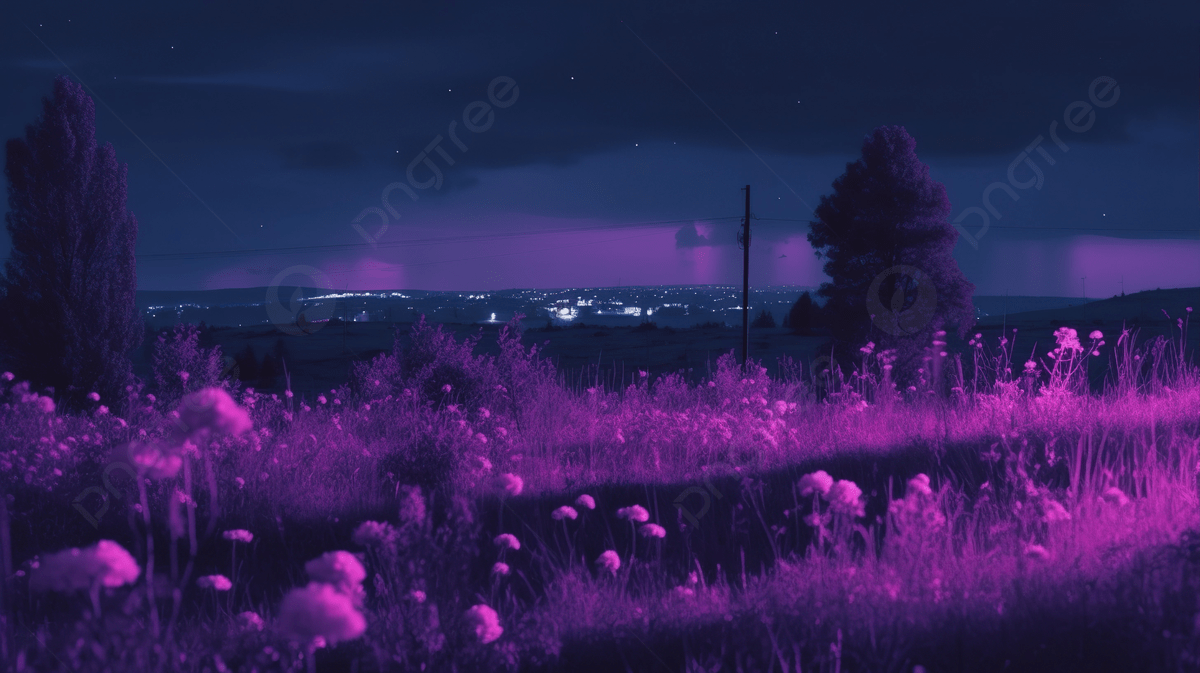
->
(2, 308, 1199, 672)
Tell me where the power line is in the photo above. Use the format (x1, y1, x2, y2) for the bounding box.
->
(754, 217, 1197, 234)
(5, 215, 1192, 266)
(620, 21, 815, 214)
(18, 20, 242, 242)
(967, 225, 1198, 233)
(4, 218, 1193, 266)
(132, 215, 744, 262)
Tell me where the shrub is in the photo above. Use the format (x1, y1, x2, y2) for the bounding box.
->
(351, 317, 500, 407)
(151, 323, 226, 409)
(379, 428, 468, 493)
(495, 314, 555, 411)
(402, 317, 500, 406)
(351, 345, 404, 401)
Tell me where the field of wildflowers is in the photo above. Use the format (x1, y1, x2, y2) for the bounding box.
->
(1, 312, 1198, 671)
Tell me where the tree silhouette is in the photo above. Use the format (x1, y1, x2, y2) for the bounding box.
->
(258, 353, 279, 390)
(807, 126, 974, 381)
(785, 291, 821, 334)
(0, 76, 141, 410)
(235, 344, 260, 383)
(751, 309, 776, 328)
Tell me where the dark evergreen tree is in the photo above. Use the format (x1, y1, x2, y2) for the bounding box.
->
(258, 353, 279, 390)
(235, 344, 259, 383)
(751, 310, 776, 328)
(0, 76, 142, 410)
(196, 320, 217, 349)
(787, 291, 820, 334)
(807, 126, 974, 381)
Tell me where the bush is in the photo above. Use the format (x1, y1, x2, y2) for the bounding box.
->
(411, 322, 500, 407)
(351, 346, 404, 401)
(151, 323, 226, 408)
(350, 316, 500, 408)
(495, 314, 556, 415)
(378, 424, 466, 492)
(350, 315, 560, 420)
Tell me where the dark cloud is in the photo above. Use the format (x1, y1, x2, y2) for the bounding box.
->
(0, 0, 1195, 293)
(280, 141, 361, 170)
(4, 1, 1194, 171)
(675, 223, 711, 248)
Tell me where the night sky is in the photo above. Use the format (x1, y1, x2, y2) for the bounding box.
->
(1, 1, 1197, 297)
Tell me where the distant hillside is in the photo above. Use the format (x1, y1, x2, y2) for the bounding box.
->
(973, 296, 1081, 318)
(977, 287, 1200, 326)
(134, 286, 1200, 335)
(137, 288, 1151, 314)
(137, 287, 337, 309)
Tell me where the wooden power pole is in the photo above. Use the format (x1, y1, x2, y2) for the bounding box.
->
(739, 185, 750, 369)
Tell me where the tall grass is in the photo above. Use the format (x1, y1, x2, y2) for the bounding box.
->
(0, 309, 1197, 671)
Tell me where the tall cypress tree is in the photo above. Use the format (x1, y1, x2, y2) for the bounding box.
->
(1, 76, 142, 410)
(807, 126, 974, 381)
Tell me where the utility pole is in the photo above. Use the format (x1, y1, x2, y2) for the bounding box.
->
(739, 185, 751, 369)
